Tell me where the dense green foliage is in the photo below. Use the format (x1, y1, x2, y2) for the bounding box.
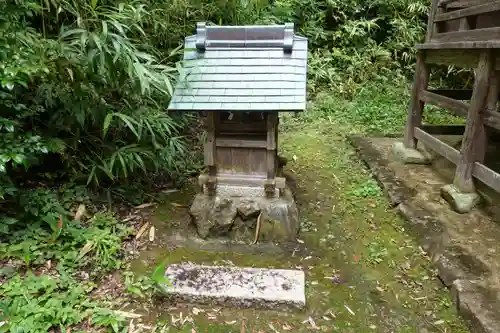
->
(0, 0, 433, 233)
(0, 0, 448, 331)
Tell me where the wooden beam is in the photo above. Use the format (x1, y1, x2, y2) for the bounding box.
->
(414, 127, 500, 193)
(216, 138, 267, 149)
(417, 41, 500, 49)
(428, 89, 473, 100)
(414, 127, 459, 163)
(420, 90, 469, 117)
(477, 70, 499, 162)
(428, 89, 500, 100)
(427, 0, 442, 41)
(266, 112, 278, 197)
(421, 124, 465, 135)
(404, 52, 430, 149)
(204, 112, 217, 196)
(432, 27, 500, 44)
(439, 0, 496, 9)
(434, 2, 500, 22)
(198, 174, 286, 189)
(204, 113, 216, 166)
(454, 50, 494, 193)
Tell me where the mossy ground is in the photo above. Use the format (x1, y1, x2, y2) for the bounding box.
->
(123, 84, 470, 332)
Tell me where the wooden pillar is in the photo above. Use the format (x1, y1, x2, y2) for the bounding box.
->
(453, 51, 494, 193)
(477, 70, 499, 163)
(264, 112, 277, 197)
(404, 52, 430, 149)
(205, 112, 217, 196)
(426, 0, 441, 41)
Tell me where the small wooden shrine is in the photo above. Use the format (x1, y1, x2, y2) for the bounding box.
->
(169, 22, 307, 197)
(394, 0, 500, 213)
(168, 23, 307, 241)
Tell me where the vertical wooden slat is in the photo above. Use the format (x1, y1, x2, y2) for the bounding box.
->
(205, 112, 217, 195)
(427, 0, 442, 41)
(458, 16, 470, 31)
(265, 112, 278, 196)
(404, 52, 430, 149)
(266, 112, 277, 179)
(454, 50, 494, 193)
(205, 112, 216, 166)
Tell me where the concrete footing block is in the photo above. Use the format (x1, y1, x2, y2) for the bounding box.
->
(441, 184, 481, 214)
(159, 263, 306, 311)
(392, 142, 431, 164)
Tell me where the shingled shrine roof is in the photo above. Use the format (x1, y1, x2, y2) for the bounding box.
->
(167, 22, 308, 112)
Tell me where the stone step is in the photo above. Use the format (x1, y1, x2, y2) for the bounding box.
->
(160, 263, 306, 311)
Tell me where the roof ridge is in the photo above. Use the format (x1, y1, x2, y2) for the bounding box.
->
(195, 22, 295, 53)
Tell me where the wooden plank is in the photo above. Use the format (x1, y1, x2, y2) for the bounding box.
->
(266, 113, 278, 181)
(432, 27, 500, 43)
(433, 4, 445, 39)
(414, 127, 460, 163)
(434, 2, 500, 22)
(458, 16, 471, 31)
(418, 49, 500, 70)
(417, 41, 500, 49)
(416, 91, 500, 131)
(420, 90, 469, 117)
(404, 52, 430, 149)
(428, 89, 473, 100)
(421, 124, 465, 135)
(204, 112, 216, 167)
(429, 89, 500, 101)
(216, 138, 267, 148)
(440, 0, 494, 9)
(198, 174, 286, 189)
(454, 50, 493, 193)
(414, 128, 500, 193)
(266, 113, 277, 150)
(476, 69, 499, 162)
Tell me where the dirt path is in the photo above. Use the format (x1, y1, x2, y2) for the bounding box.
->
(128, 92, 470, 332)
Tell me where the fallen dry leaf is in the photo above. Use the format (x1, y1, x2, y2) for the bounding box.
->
(149, 226, 155, 242)
(74, 204, 86, 221)
(135, 203, 155, 209)
(308, 316, 319, 330)
(171, 202, 188, 208)
(114, 310, 143, 319)
(241, 319, 246, 333)
(268, 323, 279, 333)
(344, 304, 355, 316)
(77, 241, 94, 260)
(225, 320, 237, 325)
(135, 223, 149, 240)
(192, 307, 204, 315)
(282, 323, 293, 331)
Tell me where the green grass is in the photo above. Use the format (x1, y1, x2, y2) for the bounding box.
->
(0, 82, 470, 332)
(121, 83, 469, 332)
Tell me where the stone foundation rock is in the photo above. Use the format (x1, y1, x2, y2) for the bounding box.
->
(392, 141, 432, 164)
(189, 187, 299, 242)
(441, 184, 481, 214)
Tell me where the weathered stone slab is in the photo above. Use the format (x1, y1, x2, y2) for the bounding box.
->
(349, 135, 500, 333)
(160, 263, 306, 311)
(451, 280, 500, 333)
